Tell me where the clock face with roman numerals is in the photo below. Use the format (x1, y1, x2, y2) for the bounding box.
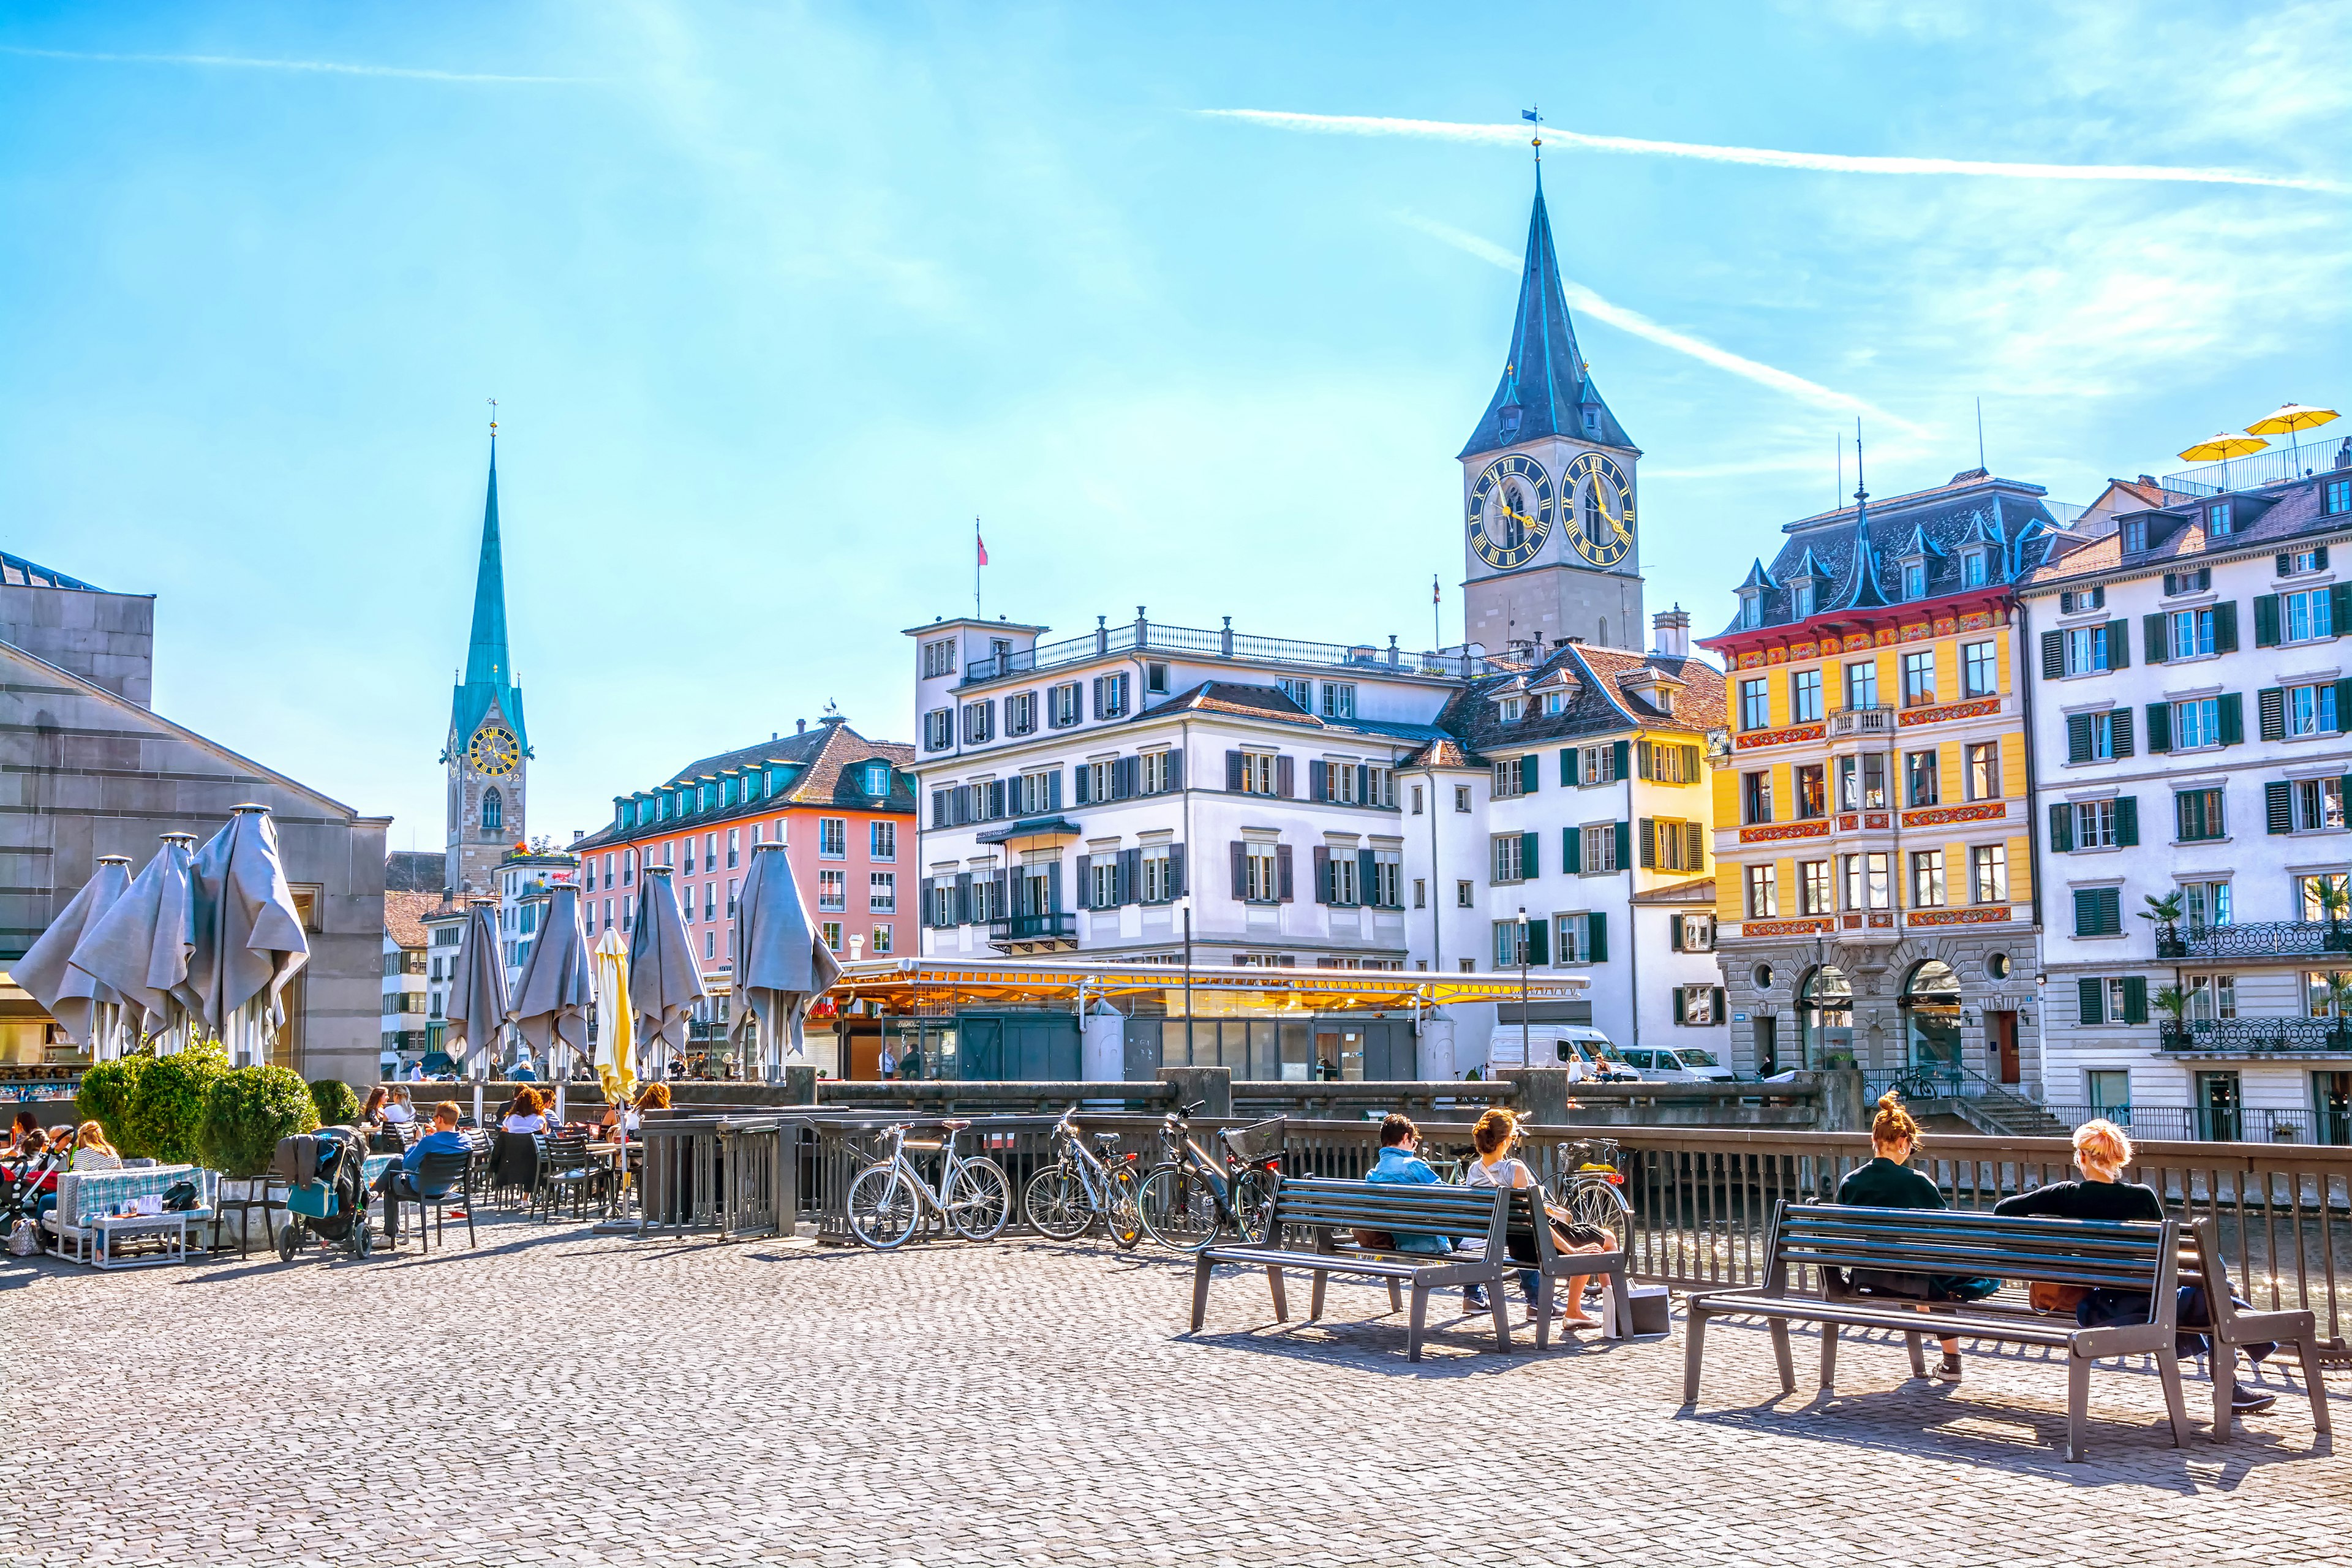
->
(1564, 451, 1635, 568)
(1467, 454, 1555, 570)
(467, 724, 520, 777)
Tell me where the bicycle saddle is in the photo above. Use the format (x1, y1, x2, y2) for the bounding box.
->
(940, 1118, 973, 1131)
(1090, 1131, 1122, 1145)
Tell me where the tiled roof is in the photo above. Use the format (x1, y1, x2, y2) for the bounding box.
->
(571, 719, 916, 852)
(2019, 470, 2351, 589)
(1714, 471, 2066, 638)
(1141, 682, 1455, 748)
(383, 890, 447, 949)
(1433, 642, 1727, 760)
(1630, 876, 1716, 907)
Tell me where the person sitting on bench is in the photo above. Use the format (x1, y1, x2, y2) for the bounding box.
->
(372, 1100, 469, 1242)
(1465, 1109, 1609, 1329)
(1836, 1093, 1999, 1382)
(1363, 1114, 1449, 1254)
(1996, 1118, 2276, 1415)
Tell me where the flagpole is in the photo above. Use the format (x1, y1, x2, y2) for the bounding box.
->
(1432, 575, 1441, 653)
(974, 516, 981, 620)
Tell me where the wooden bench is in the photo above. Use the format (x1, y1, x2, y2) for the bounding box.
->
(2177, 1218, 2332, 1441)
(1189, 1178, 1515, 1360)
(1686, 1202, 2188, 1461)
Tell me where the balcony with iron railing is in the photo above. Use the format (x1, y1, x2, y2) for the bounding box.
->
(988, 912, 1078, 948)
(961, 614, 1508, 686)
(2162, 442, 2352, 499)
(2041, 1102, 2350, 1145)
(1827, 704, 1896, 737)
(2158, 1017, 2352, 1053)
(2154, 920, 2352, 961)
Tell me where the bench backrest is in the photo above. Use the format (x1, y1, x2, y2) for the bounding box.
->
(1768, 1202, 2179, 1318)
(1272, 1177, 1509, 1253)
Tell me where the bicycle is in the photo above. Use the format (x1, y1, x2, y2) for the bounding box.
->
(1021, 1107, 1143, 1249)
(1133, 1103, 1284, 1253)
(844, 1120, 1012, 1249)
(1556, 1137, 1631, 1240)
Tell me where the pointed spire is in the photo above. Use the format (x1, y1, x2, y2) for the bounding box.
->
(1460, 176, 1635, 459)
(464, 438, 510, 688)
(1836, 426, 1891, 611)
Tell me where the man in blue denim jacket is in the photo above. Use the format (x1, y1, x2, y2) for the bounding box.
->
(1363, 1113, 1454, 1246)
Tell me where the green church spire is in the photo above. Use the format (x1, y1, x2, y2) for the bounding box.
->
(450, 435, 528, 753)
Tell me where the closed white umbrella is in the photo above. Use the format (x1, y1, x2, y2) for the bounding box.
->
(731, 842, 841, 1081)
(445, 899, 509, 1127)
(189, 805, 312, 1067)
(511, 882, 590, 1123)
(18, 856, 133, 1058)
(69, 833, 201, 1053)
(627, 865, 706, 1080)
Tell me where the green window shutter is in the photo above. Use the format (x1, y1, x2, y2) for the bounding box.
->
(1521, 831, 1539, 878)
(2040, 630, 2064, 680)
(2143, 612, 2167, 665)
(2331, 583, 2352, 631)
(2173, 791, 2195, 843)
(2337, 678, 2352, 725)
(1672, 989, 1686, 1023)
(2066, 714, 2092, 763)
(2077, 976, 2104, 1025)
(2073, 889, 2119, 938)
(1713, 987, 1727, 1022)
(1526, 918, 1549, 966)
(1613, 820, 1630, 870)
(2048, 802, 2073, 851)
(2106, 619, 2130, 669)
(2113, 707, 2135, 757)
(2276, 552, 2293, 578)
(2122, 976, 2149, 1025)
(2259, 688, 2286, 742)
(2097, 888, 2120, 934)
(1562, 827, 1581, 873)
(1638, 818, 1656, 869)
(1559, 747, 1575, 786)
(2213, 599, 2239, 653)
(2255, 594, 2281, 648)
(1686, 821, 1705, 870)
(2146, 702, 2172, 754)
(1516, 755, 1535, 793)
(1669, 915, 1684, 951)
(1612, 739, 1629, 778)
(2218, 692, 2244, 745)
(2114, 795, 2138, 847)
(2266, 780, 2293, 834)
(1586, 911, 1608, 962)
(1683, 744, 1701, 778)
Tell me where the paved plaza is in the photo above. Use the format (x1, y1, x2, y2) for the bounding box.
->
(2, 1216, 2345, 1567)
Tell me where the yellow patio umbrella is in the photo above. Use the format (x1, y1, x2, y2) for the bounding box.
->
(2245, 404, 2339, 468)
(592, 925, 636, 1107)
(2177, 432, 2269, 463)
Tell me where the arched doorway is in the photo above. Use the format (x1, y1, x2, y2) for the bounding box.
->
(1796, 965, 1855, 1068)
(1902, 959, 1963, 1081)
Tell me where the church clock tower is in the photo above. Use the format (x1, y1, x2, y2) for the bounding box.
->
(443, 437, 529, 896)
(1459, 173, 1644, 653)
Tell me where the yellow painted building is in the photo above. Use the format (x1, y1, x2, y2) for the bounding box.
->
(1698, 467, 2066, 1088)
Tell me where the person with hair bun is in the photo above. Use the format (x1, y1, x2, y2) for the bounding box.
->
(1995, 1118, 2277, 1415)
(1836, 1091, 1996, 1381)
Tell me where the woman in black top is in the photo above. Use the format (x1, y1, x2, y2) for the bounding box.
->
(1836, 1093, 1996, 1380)
(1997, 1119, 2275, 1414)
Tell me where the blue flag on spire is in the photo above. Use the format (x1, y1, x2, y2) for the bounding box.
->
(1521, 108, 1539, 124)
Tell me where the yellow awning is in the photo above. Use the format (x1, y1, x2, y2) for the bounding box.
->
(822, 956, 1585, 1015)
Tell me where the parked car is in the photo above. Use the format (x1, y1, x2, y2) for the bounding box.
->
(1618, 1046, 1735, 1083)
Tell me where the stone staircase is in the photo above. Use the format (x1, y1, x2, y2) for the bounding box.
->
(1947, 1088, 2072, 1139)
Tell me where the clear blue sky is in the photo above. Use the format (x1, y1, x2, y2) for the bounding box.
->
(3, 2, 2343, 853)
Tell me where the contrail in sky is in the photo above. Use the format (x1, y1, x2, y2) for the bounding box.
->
(0, 45, 595, 84)
(1396, 212, 1923, 434)
(1209, 110, 2346, 195)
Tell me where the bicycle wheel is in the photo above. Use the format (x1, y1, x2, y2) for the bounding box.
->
(1022, 1163, 1095, 1242)
(1565, 1177, 1626, 1243)
(1230, 1167, 1280, 1245)
(846, 1162, 921, 1250)
(1106, 1163, 1143, 1251)
(945, 1158, 1011, 1242)
(1135, 1163, 1221, 1253)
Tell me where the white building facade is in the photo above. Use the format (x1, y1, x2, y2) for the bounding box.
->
(2024, 459, 2352, 1141)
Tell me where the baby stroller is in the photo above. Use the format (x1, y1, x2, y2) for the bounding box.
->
(0, 1147, 62, 1253)
(270, 1126, 374, 1262)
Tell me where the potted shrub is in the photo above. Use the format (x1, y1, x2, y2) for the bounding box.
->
(201, 1063, 318, 1252)
(2154, 984, 2190, 1049)
(2140, 891, 2186, 959)
(2318, 880, 2351, 954)
(126, 1040, 228, 1166)
(75, 1054, 151, 1155)
(309, 1078, 361, 1128)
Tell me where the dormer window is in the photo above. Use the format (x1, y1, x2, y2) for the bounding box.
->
(1902, 563, 1926, 600)
(1739, 590, 1762, 630)
(1544, 692, 1567, 715)
(1962, 549, 1988, 588)
(2122, 518, 2149, 553)
(1582, 407, 1598, 435)
(1500, 696, 1524, 722)
(2208, 502, 2234, 537)
(1499, 405, 1522, 442)
(865, 762, 891, 795)
(1792, 582, 1815, 619)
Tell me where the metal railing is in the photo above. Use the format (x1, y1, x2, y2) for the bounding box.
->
(2157, 920, 2352, 960)
(2161, 1017, 2352, 1052)
(961, 617, 1504, 686)
(2041, 1102, 2352, 1147)
(2162, 443, 2352, 499)
(989, 913, 1077, 944)
(635, 1115, 804, 1240)
(1828, 704, 1896, 736)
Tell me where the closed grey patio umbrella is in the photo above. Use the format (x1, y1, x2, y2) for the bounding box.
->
(446, 898, 510, 1126)
(628, 864, 706, 1080)
(510, 881, 590, 1121)
(17, 856, 133, 1057)
(69, 832, 202, 1052)
(731, 842, 840, 1082)
(188, 805, 312, 1067)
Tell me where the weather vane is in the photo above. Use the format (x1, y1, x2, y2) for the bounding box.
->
(487, 396, 498, 437)
(1522, 106, 1541, 164)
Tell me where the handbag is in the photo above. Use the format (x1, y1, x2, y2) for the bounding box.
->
(7, 1219, 37, 1256)
(160, 1180, 199, 1213)
(2030, 1280, 2090, 1314)
(1545, 1202, 1611, 1252)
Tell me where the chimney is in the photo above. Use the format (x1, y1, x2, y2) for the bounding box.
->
(796, 718, 807, 734)
(1652, 605, 1692, 658)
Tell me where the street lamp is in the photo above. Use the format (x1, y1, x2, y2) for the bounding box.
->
(1516, 907, 1531, 1068)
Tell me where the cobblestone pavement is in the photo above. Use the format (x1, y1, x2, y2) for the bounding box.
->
(2, 1215, 2344, 1567)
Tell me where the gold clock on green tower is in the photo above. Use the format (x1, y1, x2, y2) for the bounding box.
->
(1564, 451, 1635, 568)
(1466, 453, 1555, 570)
(467, 724, 519, 777)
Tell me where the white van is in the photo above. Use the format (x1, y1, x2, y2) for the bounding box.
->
(1618, 1045, 1735, 1083)
(1490, 1024, 1640, 1079)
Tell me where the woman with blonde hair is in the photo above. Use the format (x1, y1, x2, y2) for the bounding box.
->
(1461, 1108, 1611, 1327)
(70, 1121, 122, 1174)
(1836, 1093, 1996, 1381)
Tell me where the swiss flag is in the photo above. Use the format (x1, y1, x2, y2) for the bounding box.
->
(977, 532, 989, 567)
